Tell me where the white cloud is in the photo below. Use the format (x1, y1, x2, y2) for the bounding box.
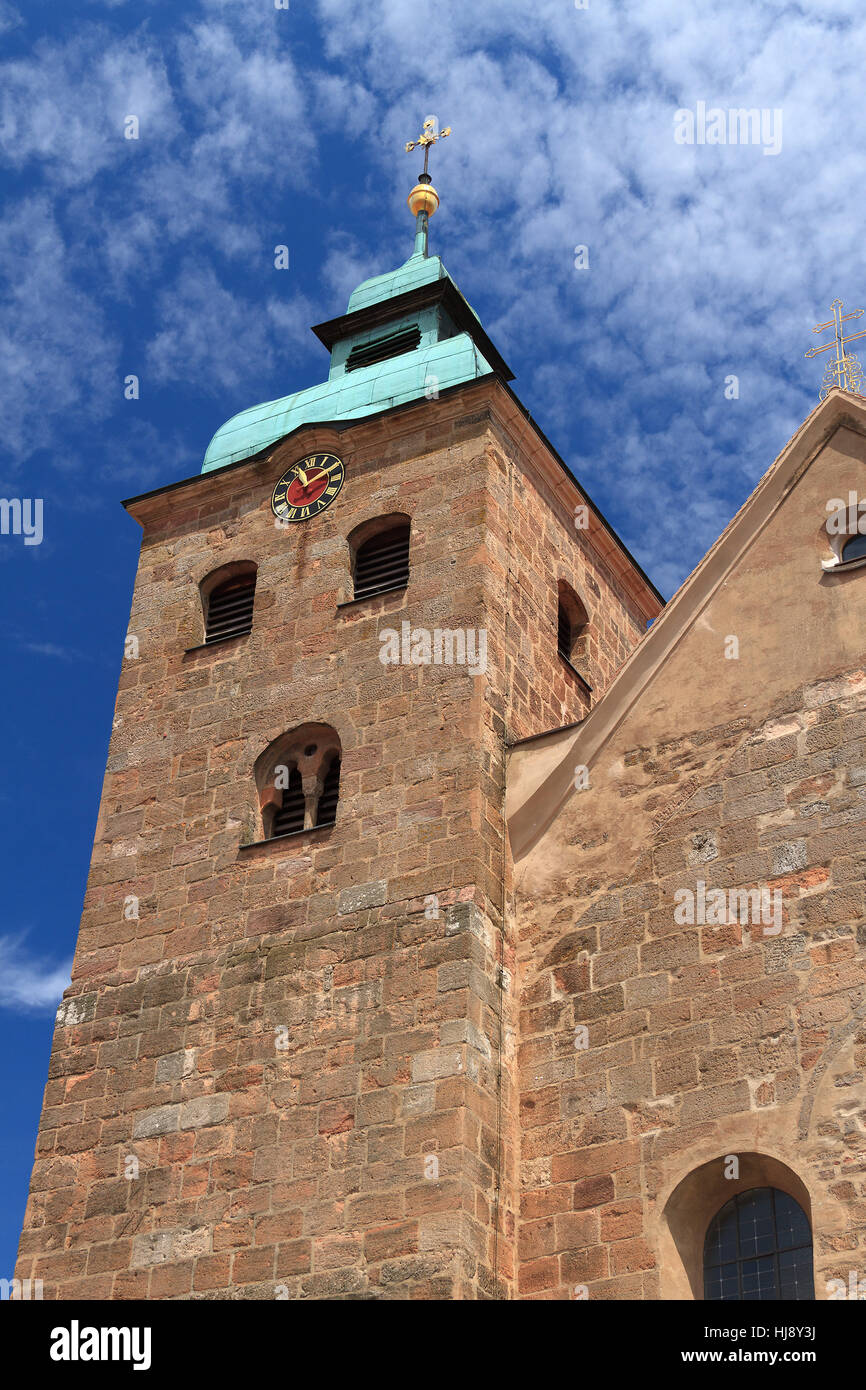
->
(20, 642, 86, 661)
(320, 231, 385, 310)
(311, 0, 866, 592)
(0, 0, 20, 33)
(1, 0, 865, 592)
(146, 261, 317, 394)
(0, 935, 71, 1012)
(0, 196, 119, 460)
(97, 417, 197, 487)
(0, 7, 331, 469)
(0, 28, 177, 187)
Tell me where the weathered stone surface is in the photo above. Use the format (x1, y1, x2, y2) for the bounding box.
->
(30, 314, 866, 1307)
(411, 1047, 465, 1083)
(132, 1105, 179, 1140)
(55, 994, 97, 1028)
(180, 1095, 229, 1131)
(17, 380, 653, 1302)
(131, 1232, 173, 1268)
(155, 1050, 196, 1084)
(337, 881, 387, 915)
(511, 412, 866, 1298)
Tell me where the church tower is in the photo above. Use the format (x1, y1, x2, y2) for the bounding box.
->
(15, 125, 660, 1300)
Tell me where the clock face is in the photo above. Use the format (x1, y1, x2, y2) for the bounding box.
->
(271, 453, 345, 523)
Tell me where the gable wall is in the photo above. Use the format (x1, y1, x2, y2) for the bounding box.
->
(512, 419, 866, 1298)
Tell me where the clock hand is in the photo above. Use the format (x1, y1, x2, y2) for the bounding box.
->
(296, 468, 308, 486)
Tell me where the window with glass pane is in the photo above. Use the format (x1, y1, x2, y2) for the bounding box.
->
(703, 1187, 814, 1301)
(842, 532, 866, 563)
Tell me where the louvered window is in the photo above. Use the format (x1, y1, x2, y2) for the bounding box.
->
(346, 326, 421, 373)
(271, 766, 306, 837)
(353, 525, 410, 601)
(206, 574, 255, 643)
(316, 758, 340, 827)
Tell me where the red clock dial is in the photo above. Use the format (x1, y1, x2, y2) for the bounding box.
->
(271, 453, 345, 523)
(285, 470, 329, 506)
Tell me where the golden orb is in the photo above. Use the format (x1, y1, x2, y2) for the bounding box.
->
(408, 181, 439, 217)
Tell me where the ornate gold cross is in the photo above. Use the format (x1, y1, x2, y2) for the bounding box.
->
(405, 117, 451, 177)
(805, 298, 866, 398)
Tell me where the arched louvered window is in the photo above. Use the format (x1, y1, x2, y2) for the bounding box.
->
(253, 724, 342, 843)
(205, 572, 256, 643)
(316, 757, 340, 827)
(353, 522, 410, 601)
(703, 1187, 814, 1301)
(271, 765, 306, 837)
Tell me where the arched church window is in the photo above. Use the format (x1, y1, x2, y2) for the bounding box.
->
(254, 725, 341, 840)
(557, 581, 592, 690)
(200, 562, 257, 644)
(703, 1187, 814, 1301)
(842, 532, 866, 563)
(821, 501, 866, 570)
(351, 516, 411, 601)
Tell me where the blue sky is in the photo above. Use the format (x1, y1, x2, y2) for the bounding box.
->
(1, 0, 863, 1276)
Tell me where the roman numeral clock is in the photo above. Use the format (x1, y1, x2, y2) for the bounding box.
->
(271, 452, 345, 523)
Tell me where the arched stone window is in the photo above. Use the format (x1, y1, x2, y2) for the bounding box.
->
(348, 514, 411, 602)
(703, 1187, 814, 1301)
(821, 500, 866, 571)
(200, 561, 257, 645)
(660, 1153, 814, 1300)
(254, 724, 341, 840)
(557, 581, 591, 690)
(842, 532, 866, 563)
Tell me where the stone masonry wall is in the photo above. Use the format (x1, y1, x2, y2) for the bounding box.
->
(16, 379, 651, 1299)
(515, 670, 866, 1298)
(482, 415, 651, 742)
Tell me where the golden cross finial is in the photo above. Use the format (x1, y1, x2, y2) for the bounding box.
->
(405, 116, 451, 176)
(805, 298, 866, 399)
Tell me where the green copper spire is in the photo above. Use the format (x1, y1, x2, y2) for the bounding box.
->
(200, 118, 511, 476)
